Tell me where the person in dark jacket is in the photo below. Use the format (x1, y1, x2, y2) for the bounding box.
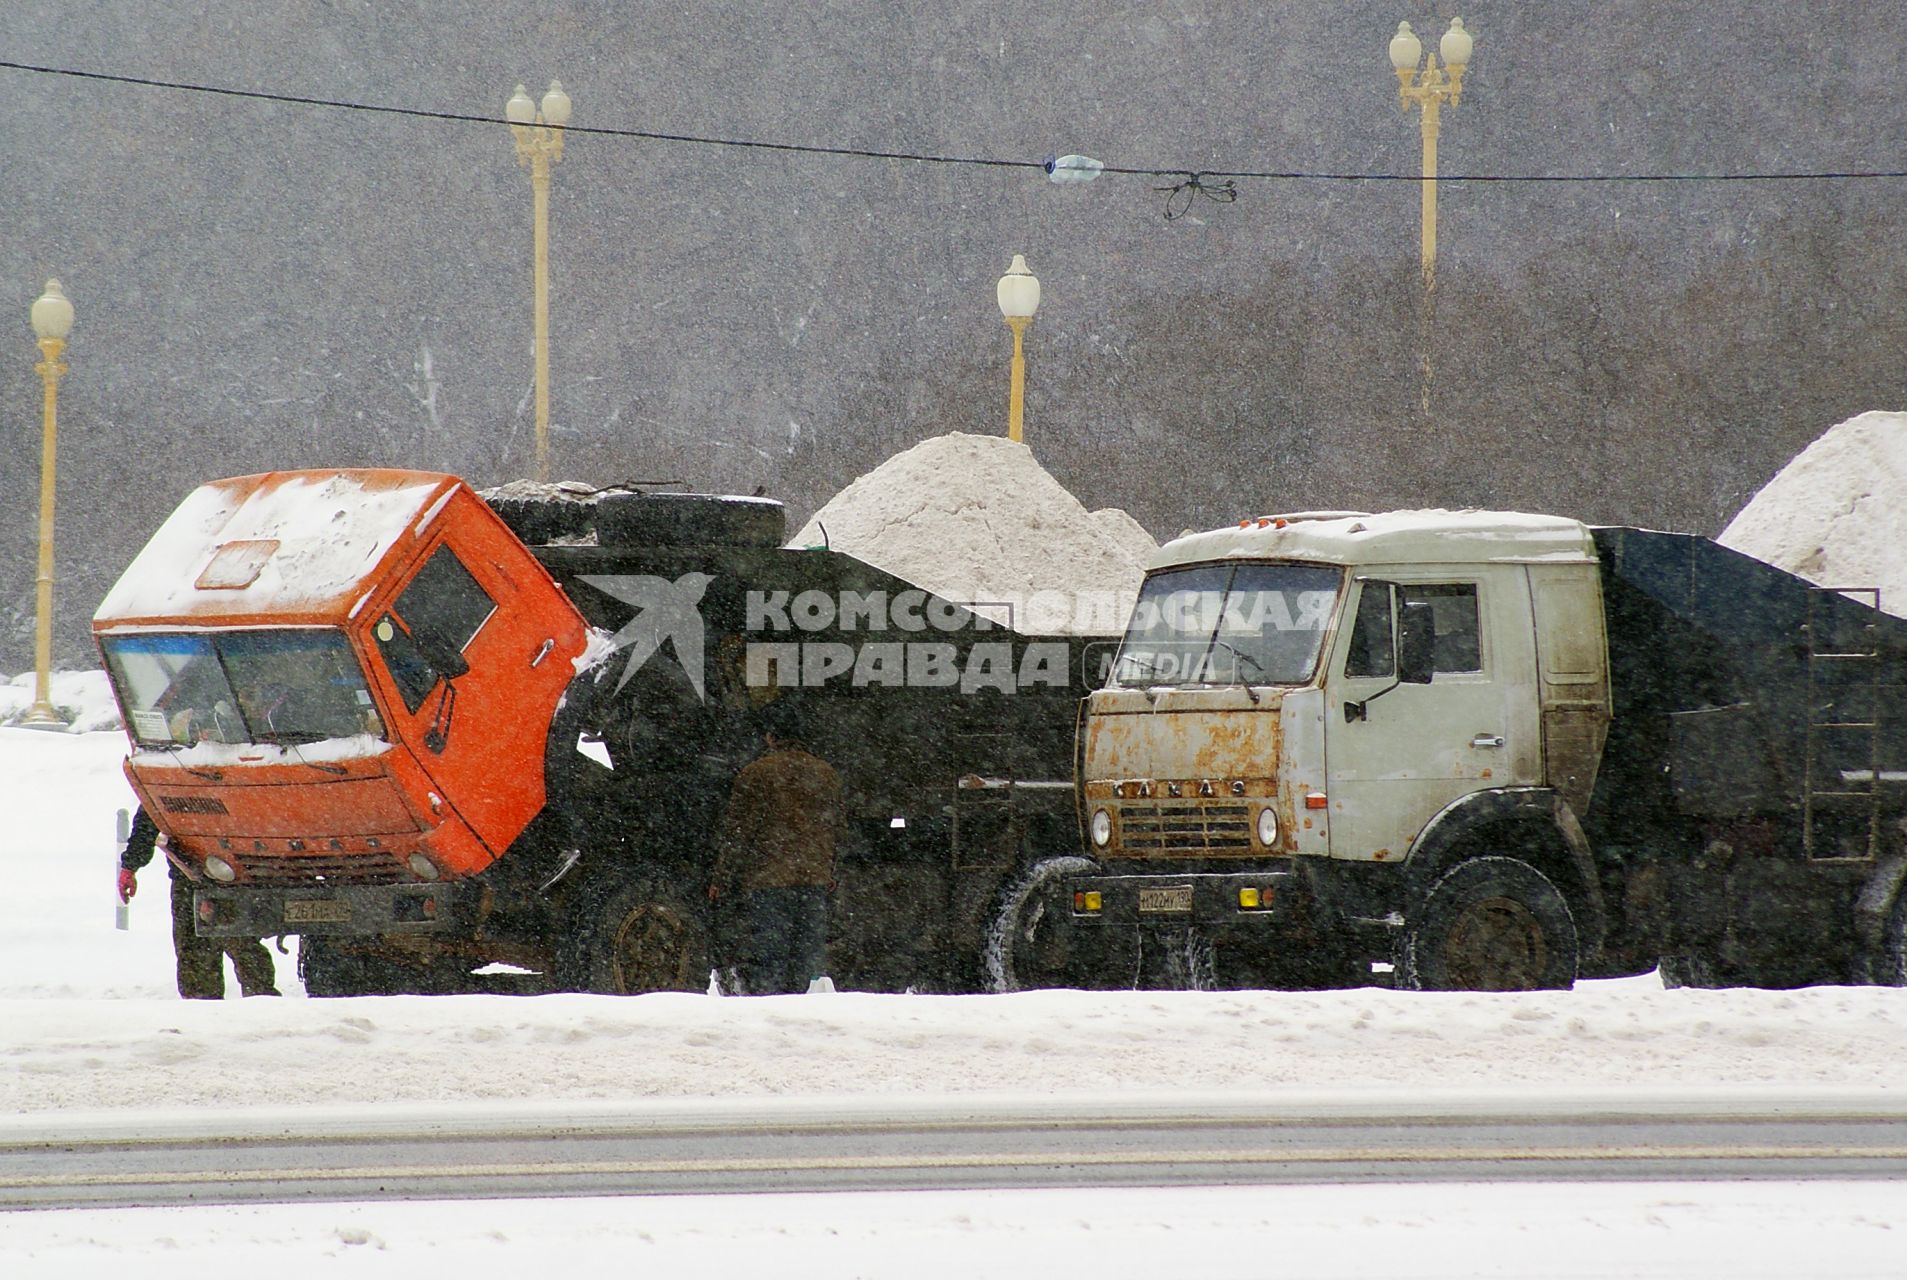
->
(709, 699, 842, 994)
(117, 806, 278, 999)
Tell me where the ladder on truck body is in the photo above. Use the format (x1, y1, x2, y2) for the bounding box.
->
(1803, 587, 1883, 860)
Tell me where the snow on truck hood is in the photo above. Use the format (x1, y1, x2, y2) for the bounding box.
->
(94, 470, 459, 629)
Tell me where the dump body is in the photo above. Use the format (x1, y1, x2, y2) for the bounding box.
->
(1588, 526, 1907, 982)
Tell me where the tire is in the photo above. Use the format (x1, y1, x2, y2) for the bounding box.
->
(1147, 928, 1218, 992)
(594, 492, 786, 549)
(1658, 952, 1726, 989)
(481, 486, 599, 544)
(300, 937, 475, 996)
(985, 856, 1125, 992)
(564, 877, 710, 994)
(1877, 894, 1907, 988)
(1398, 856, 1579, 991)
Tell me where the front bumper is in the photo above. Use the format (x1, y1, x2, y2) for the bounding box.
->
(1070, 868, 1301, 926)
(193, 880, 468, 938)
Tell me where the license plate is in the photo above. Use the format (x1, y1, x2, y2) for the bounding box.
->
(1137, 886, 1193, 914)
(284, 898, 350, 924)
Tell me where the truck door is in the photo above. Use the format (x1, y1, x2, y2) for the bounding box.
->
(1322, 567, 1541, 861)
(364, 533, 566, 866)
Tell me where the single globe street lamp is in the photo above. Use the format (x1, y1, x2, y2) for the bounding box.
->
(23, 279, 75, 728)
(995, 254, 1041, 446)
(505, 79, 572, 482)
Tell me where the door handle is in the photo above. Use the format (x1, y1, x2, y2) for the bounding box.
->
(1470, 734, 1505, 749)
(530, 638, 555, 668)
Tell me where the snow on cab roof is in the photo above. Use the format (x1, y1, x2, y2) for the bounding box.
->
(1153, 508, 1598, 571)
(95, 469, 459, 629)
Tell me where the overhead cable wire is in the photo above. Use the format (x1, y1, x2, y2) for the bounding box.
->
(4, 57, 1906, 187)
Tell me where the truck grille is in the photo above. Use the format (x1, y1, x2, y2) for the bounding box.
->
(238, 853, 408, 885)
(160, 794, 229, 816)
(1119, 803, 1252, 854)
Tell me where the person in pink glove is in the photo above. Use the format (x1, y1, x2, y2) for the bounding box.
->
(118, 807, 278, 998)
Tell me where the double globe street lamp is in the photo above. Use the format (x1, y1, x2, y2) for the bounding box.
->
(505, 79, 572, 483)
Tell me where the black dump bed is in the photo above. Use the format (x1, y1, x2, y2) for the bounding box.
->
(1591, 526, 1907, 853)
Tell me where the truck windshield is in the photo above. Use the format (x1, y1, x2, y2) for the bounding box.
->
(101, 630, 383, 748)
(1110, 563, 1342, 687)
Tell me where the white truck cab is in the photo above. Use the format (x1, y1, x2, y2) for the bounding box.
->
(1020, 510, 1615, 991)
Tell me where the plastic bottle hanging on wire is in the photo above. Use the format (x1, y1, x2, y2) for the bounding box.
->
(1044, 154, 1105, 184)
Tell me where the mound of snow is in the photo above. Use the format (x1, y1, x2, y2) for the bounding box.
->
(0, 668, 121, 733)
(790, 433, 1156, 635)
(1720, 410, 1907, 614)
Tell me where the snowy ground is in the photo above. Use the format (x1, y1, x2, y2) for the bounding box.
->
(4, 676, 1907, 1275)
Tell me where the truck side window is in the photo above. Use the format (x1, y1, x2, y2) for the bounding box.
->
(397, 546, 497, 657)
(1344, 583, 1395, 678)
(1404, 583, 1482, 673)
(374, 546, 498, 712)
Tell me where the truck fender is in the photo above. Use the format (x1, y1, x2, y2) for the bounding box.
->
(1404, 787, 1608, 952)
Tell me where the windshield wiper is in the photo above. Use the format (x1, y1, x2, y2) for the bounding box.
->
(157, 741, 223, 781)
(1207, 640, 1265, 704)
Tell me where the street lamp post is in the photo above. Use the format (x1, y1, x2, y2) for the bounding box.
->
(505, 79, 572, 483)
(995, 255, 1041, 445)
(23, 279, 74, 729)
(1388, 18, 1474, 419)
(1388, 18, 1474, 294)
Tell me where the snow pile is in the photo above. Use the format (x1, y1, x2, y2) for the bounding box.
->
(790, 433, 1156, 635)
(1720, 410, 1907, 614)
(0, 668, 120, 732)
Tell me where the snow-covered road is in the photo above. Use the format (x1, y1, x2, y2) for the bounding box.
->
(5, 704, 1907, 1275)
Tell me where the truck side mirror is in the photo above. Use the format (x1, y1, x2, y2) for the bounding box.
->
(1397, 600, 1436, 685)
(418, 634, 471, 682)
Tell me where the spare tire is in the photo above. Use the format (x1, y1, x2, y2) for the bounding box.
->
(481, 484, 600, 545)
(595, 492, 786, 548)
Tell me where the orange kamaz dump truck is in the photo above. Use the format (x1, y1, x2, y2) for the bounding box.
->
(94, 470, 1110, 995)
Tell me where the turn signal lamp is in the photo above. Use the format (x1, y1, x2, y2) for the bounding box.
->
(1239, 887, 1262, 909)
(1305, 793, 1329, 810)
(1074, 891, 1103, 913)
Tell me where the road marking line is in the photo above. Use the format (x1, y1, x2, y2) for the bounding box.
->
(8, 1145, 1907, 1190)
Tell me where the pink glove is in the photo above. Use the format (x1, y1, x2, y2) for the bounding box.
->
(117, 868, 138, 903)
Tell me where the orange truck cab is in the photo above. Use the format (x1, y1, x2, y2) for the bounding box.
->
(93, 470, 590, 940)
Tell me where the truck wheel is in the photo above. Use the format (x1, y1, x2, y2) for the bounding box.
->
(567, 879, 710, 994)
(986, 856, 1111, 992)
(1399, 857, 1579, 991)
(1658, 953, 1726, 989)
(300, 938, 474, 996)
(300, 937, 399, 997)
(1877, 895, 1907, 987)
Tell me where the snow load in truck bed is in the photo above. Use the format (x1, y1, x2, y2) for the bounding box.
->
(788, 432, 1157, 635)
(95, 470, 457, 628)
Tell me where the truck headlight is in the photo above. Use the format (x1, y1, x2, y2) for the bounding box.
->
(407, 853, 442, 882)
(1090, 808, 1113, 848)
(203, 854, 237, 883)
(1255, 808, 1279, 846)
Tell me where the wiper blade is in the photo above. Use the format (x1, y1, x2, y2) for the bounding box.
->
(157, 741, 223, 781)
